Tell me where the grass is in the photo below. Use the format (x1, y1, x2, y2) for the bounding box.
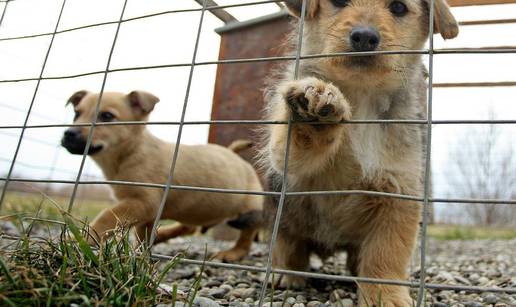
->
(427, 223, 516, 240)
(1, 191, 515, 305)
(2, 191, 110, 223)
(2, 191, 181, 228)
(5, 191, 516, 241)
(0, 208, 204, 306)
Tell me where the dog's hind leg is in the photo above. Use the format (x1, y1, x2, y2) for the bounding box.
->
(268, 77, 351, 177)
(134, 222, 197, 244)
(155, 224, 197, 243)
(214, 227, 257, 262)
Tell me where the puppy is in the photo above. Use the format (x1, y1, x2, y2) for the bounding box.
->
(263, 0, 458, 305)
(61, 90, 263, 261)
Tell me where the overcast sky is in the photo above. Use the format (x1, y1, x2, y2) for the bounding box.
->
(0, 1, 515, 216)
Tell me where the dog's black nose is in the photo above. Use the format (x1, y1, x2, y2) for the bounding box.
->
(64, 128, 81, 141)
(350, 27, 380, 52)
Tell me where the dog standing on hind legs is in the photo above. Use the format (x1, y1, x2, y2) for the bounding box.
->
(263, 0, 458, 305)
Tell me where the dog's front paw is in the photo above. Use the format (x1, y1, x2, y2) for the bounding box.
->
(359, 287, 414, 307)
(282, 78, 351, 122)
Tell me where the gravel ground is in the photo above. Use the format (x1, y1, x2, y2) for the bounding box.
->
(152, 236, 516, 307)
(1, 222, 515, 306)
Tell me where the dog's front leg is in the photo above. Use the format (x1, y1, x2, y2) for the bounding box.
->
(268, 77, 351, 177)
(357, 200, 420, 307)
(89, 198, 156, 244)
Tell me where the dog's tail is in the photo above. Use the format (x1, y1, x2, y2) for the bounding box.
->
(227, 139, 253, 153)
(227, 210, 264, 230)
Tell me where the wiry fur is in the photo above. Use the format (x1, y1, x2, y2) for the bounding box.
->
(262, 0, 458, 305)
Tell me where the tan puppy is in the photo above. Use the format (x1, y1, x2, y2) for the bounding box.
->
(61, 90, 263, 261)
(263, 0, 458, 305)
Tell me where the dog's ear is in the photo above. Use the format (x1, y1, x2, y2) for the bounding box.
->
(66, 90, 89, 107)
(127, 91, 160, 115)
(425, 0, 459, 39)
(284, 0, 320, 18)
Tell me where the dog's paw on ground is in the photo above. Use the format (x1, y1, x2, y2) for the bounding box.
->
(214, 247, 249, 262)
(283, 77, 351, 122)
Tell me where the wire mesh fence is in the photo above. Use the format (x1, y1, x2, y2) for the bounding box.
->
(0, 0, 515, 306)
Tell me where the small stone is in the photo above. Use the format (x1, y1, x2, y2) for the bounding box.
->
(483, 294, 497, 304)
(426, 266, 439, 276)
(226, 275, 237, 283)
(437, 272, 455, 282)
(464, 302, 482, 307)
(296, 296, 307, 304)
(293, 303, 305, 307)
(171, 268, 196, 280)
(469, 273, 480, 283)
(329, 290, 345, 302)
(286, 297, 297, 305)
(454, 275, 472, 285)
(199, 288, 211, 297)
(236, 283, 251, 288)
(0, 221, 18, 236)
(339, 299, 353, 307)
(273, 294, 286, 301)
(433, 303, 448, 307)
(307, 301, 322, 307)
(193, 297, 221, 307)
(436, 291, 453, 302)
(486, 270, 502, 278)
(244, 298, 254, 304)
(221, 284, 234, 292)
(477, 277, 490, 285)
(205, 280, 222, 287)
(209, 288, 229, 299)
(229, 288, 256, 299)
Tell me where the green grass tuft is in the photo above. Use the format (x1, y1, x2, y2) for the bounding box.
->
(0, 215, 183, 306)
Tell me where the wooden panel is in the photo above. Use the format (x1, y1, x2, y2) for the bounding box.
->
(448, 0, 516, 6)
(209, 15, 291, 164)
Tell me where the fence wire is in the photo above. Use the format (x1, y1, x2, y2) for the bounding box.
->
(417, 0, 436, 303)
(0, 0, 515, 305)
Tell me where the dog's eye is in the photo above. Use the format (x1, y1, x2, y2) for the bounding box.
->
(73, 111, 80, 121)
(389, 1, 408, 16)
(331, 0, 350, 7)
(98, 111, 115, 122)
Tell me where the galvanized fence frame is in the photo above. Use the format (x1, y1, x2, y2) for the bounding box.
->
(0, 0, 515, 306)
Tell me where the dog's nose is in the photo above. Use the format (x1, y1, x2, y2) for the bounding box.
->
(350, 27, 380, 52)
(64, 128, 81, 140)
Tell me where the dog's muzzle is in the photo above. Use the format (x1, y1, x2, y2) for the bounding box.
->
(347, 26, 381, 66)
(61, 128, 103, 155)
(350, 26, 380, 52)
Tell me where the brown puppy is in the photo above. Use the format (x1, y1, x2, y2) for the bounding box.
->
(62, 90, 263, 261)
(263, 0, 458, 305)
